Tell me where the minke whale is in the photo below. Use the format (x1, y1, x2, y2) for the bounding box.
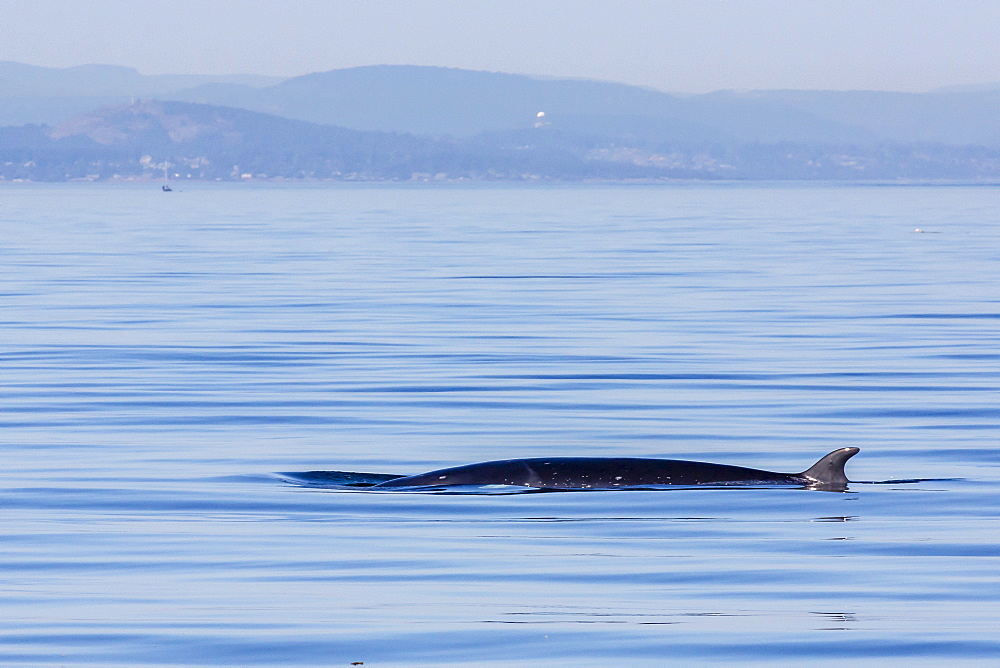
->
(374, 447, 860, 491)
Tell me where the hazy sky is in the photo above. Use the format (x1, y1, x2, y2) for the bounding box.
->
(2, 0, 998, 92)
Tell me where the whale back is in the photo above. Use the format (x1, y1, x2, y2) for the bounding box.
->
(376, 459, 537, 488)
(375, 449, 862, 490)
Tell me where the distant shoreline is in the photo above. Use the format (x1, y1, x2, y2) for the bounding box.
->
(4, 177, 998, 187)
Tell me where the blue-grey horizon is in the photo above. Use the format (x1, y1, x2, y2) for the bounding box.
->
(2, 0, 998, 93)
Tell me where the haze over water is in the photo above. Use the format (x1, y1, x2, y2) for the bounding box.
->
(3, 183, 998, 665)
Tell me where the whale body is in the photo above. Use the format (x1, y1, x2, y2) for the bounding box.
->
(374, 447, 860, 491)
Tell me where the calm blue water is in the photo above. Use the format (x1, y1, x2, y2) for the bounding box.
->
(3, 183, 998, 666)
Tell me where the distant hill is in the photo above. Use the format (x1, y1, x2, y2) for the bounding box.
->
(0, 61, 282, 96)
(165, 65, 1000, 147)
(168, 65, 874, 143)
(1, 100, 473, 181)
(3, 99, 998, 182)
(0, 61, 284, 126)
(934, 82, 1000, 93)
(3, 62, 998, 148)
(735, 89, 1000, 146)
(3, 100, 670, 181)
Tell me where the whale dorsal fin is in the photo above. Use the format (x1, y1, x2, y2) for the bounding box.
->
(798, 447, 859, 487)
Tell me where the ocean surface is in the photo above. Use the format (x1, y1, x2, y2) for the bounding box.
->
(2, 182, 998, 666)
